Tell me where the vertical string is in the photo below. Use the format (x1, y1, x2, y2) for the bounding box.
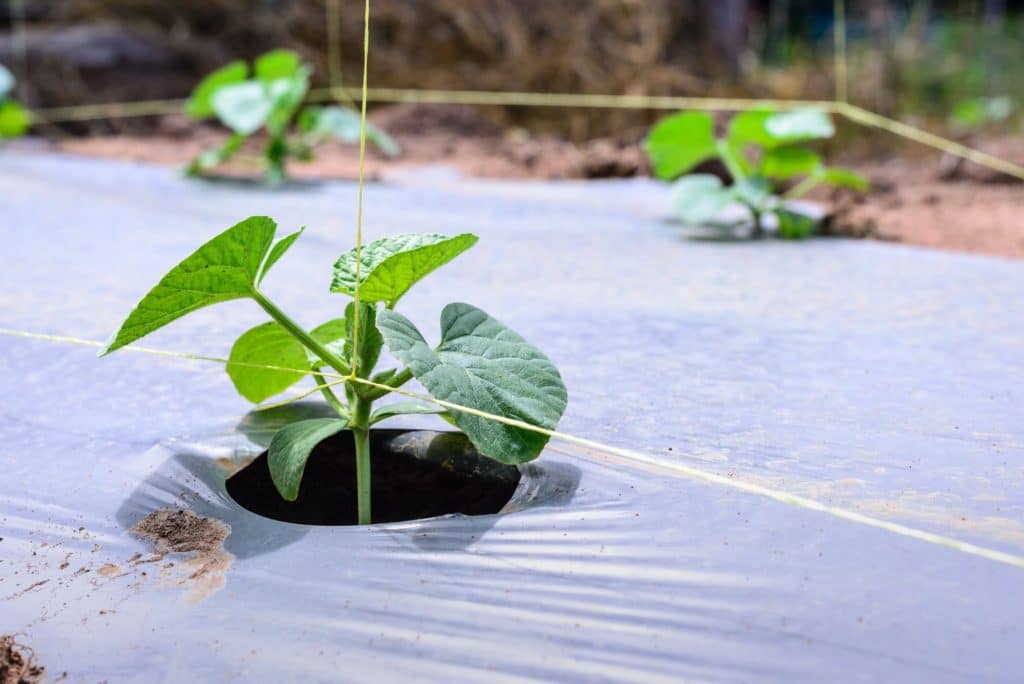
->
(834, 0, 849, 104)
(348, 0, 371, 378)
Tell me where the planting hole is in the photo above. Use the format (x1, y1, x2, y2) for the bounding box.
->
(226, 429, 522, 525)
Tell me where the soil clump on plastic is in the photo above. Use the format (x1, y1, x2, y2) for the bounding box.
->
(130, 509, 232, 603)
(0, 635, 45, 684)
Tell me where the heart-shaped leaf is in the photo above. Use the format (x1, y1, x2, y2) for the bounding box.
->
(377, 303, 567, 464)
(760, 147, 822, 180)
(0, 100, 29, 139)
(185, 60, 249, 119)
(100, 216, 278, 355)
(228, 322, 311, 403)
(268, 418, 347, 501)
(644, 112, 717, 180)
(298, 106, 401, 157)
(671, 174, 733, 225)
(0, 64, 14, 99)
(369, 402, 447, 425)
(775, 208, 818, 239)
(726, 109, 775, 150)
(212, 81, 273, 135)
(764, 108, 835, 143)
(331, 233, 478, 308)
(730, 176, 773, 210)
(819, 167, 870, 192)
(264, 71, 309, 135)
(255, 49, 301, 82)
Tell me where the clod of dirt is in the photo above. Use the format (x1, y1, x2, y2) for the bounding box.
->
(130, 509, 232, 603)
(131, 509, 227, 555)
(0, 635, 45, 684)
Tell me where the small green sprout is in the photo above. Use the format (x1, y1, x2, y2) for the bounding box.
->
(645, 108, 869, 239)
(101, 218, 568, 525)
(0, 64, 30, 142)
(951, 95, 1015, 133)
(184, 50, 400, 183)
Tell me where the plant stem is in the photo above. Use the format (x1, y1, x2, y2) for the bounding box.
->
(784, 175, 823, 200)
(751, 208, 765, 238)
(252, 291, 350, 378)
(350, 394, 372, 524)
(363, 367, 413, 400)
(716, 139, 747, 182)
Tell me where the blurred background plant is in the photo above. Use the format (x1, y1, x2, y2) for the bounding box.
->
(0, 62, 29, 139)
(2, 0, 1021, 140)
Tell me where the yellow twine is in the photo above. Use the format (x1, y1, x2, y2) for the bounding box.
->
(347, 0, 372, 379)
(2, 326, 1022, 570)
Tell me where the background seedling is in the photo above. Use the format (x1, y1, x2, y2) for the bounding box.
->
(645, 108, 869, 239)
(0, 64, 30, 142)
(184, 50, 400, 183)
(101, 217, 568, 525)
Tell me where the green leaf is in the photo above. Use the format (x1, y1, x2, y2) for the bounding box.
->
(775, 208, 818, 239)
(212, 81, 272, 135)
(377, 303, 568, 465)
(310, 318, 348, 365)
(331, 233, 478, 308)
(730, 176, 773, 210)
(760, 147, 821, 180)
(0, 64, 13, 99)
(0, 100, 30, 139)
(764, 108, 835, 143)
(820, 167, 870, 192)
(345, 302, 383, 378)
(298, 106, 401, 157)
(264, 70, 309, 135)
(268, 418, 347, 501)
(644, 112, 717, 180)
(726, 109, 775, 150)
(186, 133, 244, 175)
(258, 228, 304, 285)
(671, 174, 733, 225)
(255, 49, 302, 82)
(369, 402, 447, 425)
(185, 60, 248, 119)
(227, 322, 311, 403)
(100, 216, 278, 355)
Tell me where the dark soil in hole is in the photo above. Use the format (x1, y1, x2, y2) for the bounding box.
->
(0, 635, 45, 684)
(226, 429, 522, 525)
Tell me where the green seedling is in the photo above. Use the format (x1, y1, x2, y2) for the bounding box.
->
(100, 217, 568, 525)
(951, 95, 1015, 133)
(184, 49, 400, 183)
(0, 64, 30, 141)
(645, 108, 868, 238)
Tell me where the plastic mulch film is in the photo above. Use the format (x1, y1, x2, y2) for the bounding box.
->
(3, 152, 1024, 681)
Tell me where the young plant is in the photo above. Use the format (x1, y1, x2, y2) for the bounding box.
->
(0, 64, 30, 142)
(100, 217, 568, 525)
(184, 50, 400, 183)
(645, 108, 868, 239)
(950, 95, 1015, 134)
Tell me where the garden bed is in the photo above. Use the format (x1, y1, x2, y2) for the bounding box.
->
(2, 152, 1023, 681)
(45, 106, 1024, 258)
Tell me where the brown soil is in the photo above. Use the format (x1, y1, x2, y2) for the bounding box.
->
(819, 143, 1024, 259)
(0, 635, 45, 684)
(226, 429, 521, 525)
(56, 104, 650, 181)
(130, 509, 232, 603)
(47, 105, 1024, 259)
